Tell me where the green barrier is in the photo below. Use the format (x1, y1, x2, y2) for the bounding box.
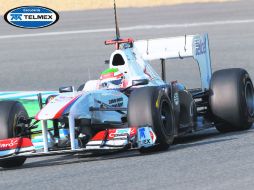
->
(20, 99, 46, 132)
(20, 99, 40, 117)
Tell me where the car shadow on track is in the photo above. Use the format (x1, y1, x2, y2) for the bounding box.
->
(171, 127, 254, 151)
(1, 127, 253, 171)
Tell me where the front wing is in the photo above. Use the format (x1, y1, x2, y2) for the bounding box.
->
(0, 126, 156, 160)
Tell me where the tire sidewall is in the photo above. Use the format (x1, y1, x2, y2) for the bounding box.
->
(128, 87, 175, 146)
(239, 72, 253, 122)
(0, 101, 28, 168)
(8, 103, 29, 138)
(0, 101, 27, 139)
(210, 68, 254, 131)
(152, 90, 175, 145)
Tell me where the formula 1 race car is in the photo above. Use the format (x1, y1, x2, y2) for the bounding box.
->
(0, 5, 253, 168)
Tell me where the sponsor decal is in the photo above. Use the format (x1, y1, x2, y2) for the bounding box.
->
(0, 139, 18, 150)
(109, 130, 127, 138)
(4, 6, 59, 29)
(108, 97, 123, 107)
(57, 96, 73, 101)
(117, 129, 129, 133)
(0, 138, 34, 151)
(91, 128, 137, 141)
(138, 127, 153, 146)
(110, 128, 129, 138)
(95, 97, 124, 108)
(139, 128, 146, 139)
(195, 37, 206, 56)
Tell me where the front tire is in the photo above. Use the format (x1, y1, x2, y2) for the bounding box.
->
(128, 87, 175, 151)
(0, 101, 28, 168)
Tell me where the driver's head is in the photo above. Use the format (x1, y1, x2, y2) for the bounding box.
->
(99, 68, 124, 88)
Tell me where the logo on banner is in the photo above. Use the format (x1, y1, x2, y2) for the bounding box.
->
(4, 6, 59, 29)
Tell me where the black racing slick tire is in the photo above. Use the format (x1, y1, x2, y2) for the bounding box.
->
(209, 68, 254, 133)
(128, 87, 175, 151)
(0, 101, 28, 168)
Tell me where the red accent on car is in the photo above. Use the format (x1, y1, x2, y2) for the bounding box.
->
(0, 138, 33, 151)
(53, 95, 81, 119)
(105, 38, 134, 50)
(35, 111, 41, 120)
(150, 131, 154, 141)
(129, 128, 137, 138)
(91, 129, 117, 141)
(144, 67, 153, 79)
(91, 128, 137, 141)
(35, 95, 81, 120)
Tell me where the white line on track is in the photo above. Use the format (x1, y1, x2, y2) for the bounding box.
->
(0, 19, 253, 39)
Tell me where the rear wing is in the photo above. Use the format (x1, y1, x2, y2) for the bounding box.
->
(133, 34, 212, 90)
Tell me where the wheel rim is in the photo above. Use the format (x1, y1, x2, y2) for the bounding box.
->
(244, 81, 254, 117)
(12, 114, 26, 137)
(160, 100, 173, 136)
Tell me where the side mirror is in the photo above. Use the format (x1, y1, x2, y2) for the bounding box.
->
(105, 60, 110, 64)
(59, 86, 74, 93)
(132, 79, 149, 86)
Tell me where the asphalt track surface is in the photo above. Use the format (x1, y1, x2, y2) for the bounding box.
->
(1, 0, 254, 190)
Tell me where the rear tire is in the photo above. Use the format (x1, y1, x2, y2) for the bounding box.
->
(0, 101, 28, 168)
(128, 87, 175, 151)
(209, 68, 254, 132)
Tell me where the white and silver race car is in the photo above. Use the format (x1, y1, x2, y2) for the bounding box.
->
(0, 4, 253, 168)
